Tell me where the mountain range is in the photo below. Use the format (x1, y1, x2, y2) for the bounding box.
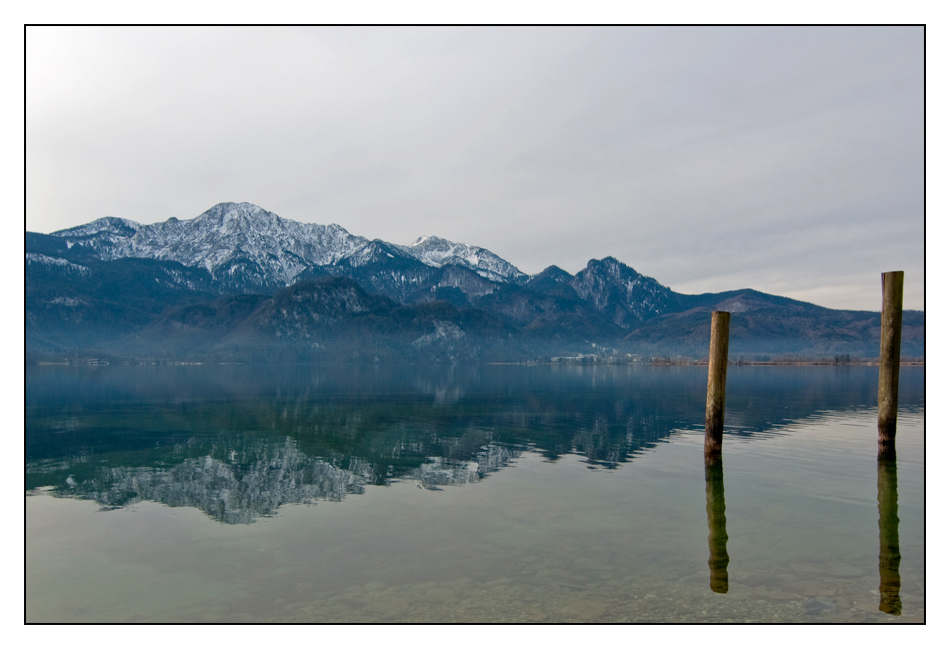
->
(26, 202, 924, 362)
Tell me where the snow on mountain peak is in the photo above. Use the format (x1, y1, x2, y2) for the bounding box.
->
(406, 234, 526, 283)
(53, 216, 141, 238)
(48, 202, 527, 288)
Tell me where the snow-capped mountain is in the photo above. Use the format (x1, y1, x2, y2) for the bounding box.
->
(53, 203, 370, 288)
(49, 202, 527, 290)
(27, 202, 927, 360)
(338, 239, 420, 269)
(404, 235, 528, 284)
(56, 216, 140, 239)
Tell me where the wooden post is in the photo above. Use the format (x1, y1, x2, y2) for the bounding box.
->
(878, 271, 903, 457)
(705, 311, 730, 460)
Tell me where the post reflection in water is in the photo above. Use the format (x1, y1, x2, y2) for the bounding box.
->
(705, 457, 729, 594)
(877, 456, 901, 615)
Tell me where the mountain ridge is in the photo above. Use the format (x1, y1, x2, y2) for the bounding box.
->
(28, 202, 924, 361)
(49, 202, 530, 289)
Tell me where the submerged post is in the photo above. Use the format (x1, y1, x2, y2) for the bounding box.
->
(878, 271, 903, 458)
(705, 311, 730, 461)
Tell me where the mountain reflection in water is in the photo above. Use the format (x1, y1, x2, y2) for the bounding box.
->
(36, 436, 516, 524)
(26, 364, 923, 525)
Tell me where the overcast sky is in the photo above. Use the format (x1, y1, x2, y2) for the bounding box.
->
(26, 26, 924, 311)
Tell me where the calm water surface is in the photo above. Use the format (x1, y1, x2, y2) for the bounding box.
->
(25, 364, 924, 622)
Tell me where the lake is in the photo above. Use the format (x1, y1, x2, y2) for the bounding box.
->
(25, 363, 924, 623)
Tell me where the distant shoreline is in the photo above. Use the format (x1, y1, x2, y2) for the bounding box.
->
(646, 360, 924, 367)
(491, 359, 925, 367)
(30, 356, 925, 368)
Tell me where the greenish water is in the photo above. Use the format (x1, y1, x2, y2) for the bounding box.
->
(25, 364, 924, 622)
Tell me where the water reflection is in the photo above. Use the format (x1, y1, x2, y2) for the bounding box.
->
(704, 458, 729, 593)
(28, 434, 518, 524)
(25, 364, 925, 526)
(877, 456, 901, 615)
(76, 439, 370, 524)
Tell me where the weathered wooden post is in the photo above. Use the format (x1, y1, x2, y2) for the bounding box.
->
(877, 456, 901, 615)
(705, 311, 730, 461)
(878, 271, 903, 458)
